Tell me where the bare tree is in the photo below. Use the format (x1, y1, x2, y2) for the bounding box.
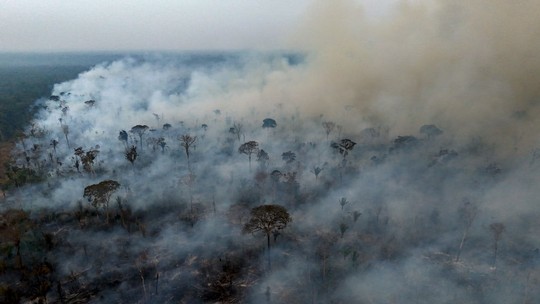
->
(339, 197, 349, 211)
(490, 222, 505, 269)
(125, 146, 138, 166)
(322, 121, 336, 141)
(61, 123, 70, 148)
(179, 134, 197, 171)
(230, 122, 244, 142)
(239, 141, 259, 171)
(455, 200, 478, 262)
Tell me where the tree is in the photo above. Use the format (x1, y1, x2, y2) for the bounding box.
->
(281, 151, 296, 164)
(179, 134, 197, 171)
(322, 121, 335, 141)
(262, 118, 277, 129)
(339, 222, 349, 238)
(230, 122, 244, 142)
(118, 130, 129, 148)
(50, 139, 59, 156)
(130, 125, 149, 151)
(61, 122, 70, 148)
(419, 124, 443, 139)
(352, 210, 362, 223)
(157, 137, 167, 153)
(311, 165, 324, 181)
(331, 139, 357, 157)
(257, 149, 269, 168)
(339, 197, 349, 210)
(125, 146, 138, 166)
(238, 141, 259, 171)
(243, 204, 292, 252)
(74, 146, 99, 174)
(83, 180, 120, 224)
(490, 222, 505, 269)
(455, 200, 477, 262)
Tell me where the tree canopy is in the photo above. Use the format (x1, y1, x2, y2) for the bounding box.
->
(262, 118, 277, 129)
(243, 204, 292, 250)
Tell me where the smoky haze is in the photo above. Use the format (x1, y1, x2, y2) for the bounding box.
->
(1, 0, 540, 303)
(292, 0, 540, 157)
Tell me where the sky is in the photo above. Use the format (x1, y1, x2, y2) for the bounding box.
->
(0, 0, 396, 52)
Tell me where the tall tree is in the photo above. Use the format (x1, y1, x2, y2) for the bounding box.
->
(490, 222, 505, 269)
(239, 141, 259, 171)
(179, 134, 197, 171)
(230, 122, 244, 142)
(243, 204, 292, 254)
(130, 125, 149, 151)
(257, 149, 269, 168)
(455, 200, 477, 262)
(83, 180, 120, 224)
(322, 121, 335, 141)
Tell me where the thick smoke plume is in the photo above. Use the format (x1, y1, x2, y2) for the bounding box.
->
(1, 0, 540, 303)
(294, 0, 540, 156)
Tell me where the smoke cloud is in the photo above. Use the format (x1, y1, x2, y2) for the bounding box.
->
(292, 0, 540, 156)
(2, 0, 540, 303)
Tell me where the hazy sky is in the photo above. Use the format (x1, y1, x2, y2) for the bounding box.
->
(0, 0, 395, 52)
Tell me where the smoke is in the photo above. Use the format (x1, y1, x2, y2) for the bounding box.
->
(290, 0, 540, 156)
(2, 1, 540, 303)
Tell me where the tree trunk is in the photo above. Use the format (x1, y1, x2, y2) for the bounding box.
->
(266, 232, 271, 268)
(492, 239, 499, 268)
(455, 227, 469, 262)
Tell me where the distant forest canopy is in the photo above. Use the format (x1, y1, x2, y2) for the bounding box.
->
(0, 53, 124, 141)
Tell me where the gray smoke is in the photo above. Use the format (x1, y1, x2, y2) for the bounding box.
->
(3, 0, 540, 303)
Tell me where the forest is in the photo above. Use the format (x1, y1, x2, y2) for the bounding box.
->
(2, 1, 540, 303)
(0, 52, 123, 141)
(0, 51, 539, 303)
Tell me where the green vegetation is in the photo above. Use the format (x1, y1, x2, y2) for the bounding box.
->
(0, 65, 87, 140)
(0, 53, 121, 141)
